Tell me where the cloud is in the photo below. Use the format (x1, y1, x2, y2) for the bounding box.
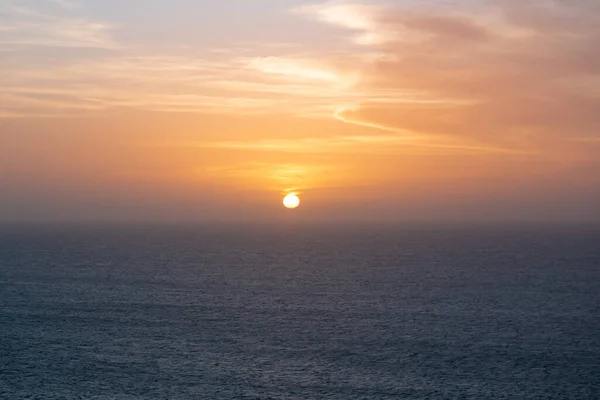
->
(2, 51, 368, 117)
(298, 0, 600, 153)
(190, 132, 530, 157)
(248, 56, 343, 83)
(0, 1, 119, 49)
(3, 0, 599, 160)
(0, 110, 26, 118)
(294, 1, 391, 45)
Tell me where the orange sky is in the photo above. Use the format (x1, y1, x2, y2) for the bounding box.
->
(1, 0, 599, 223)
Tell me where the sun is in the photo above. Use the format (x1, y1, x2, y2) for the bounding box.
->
(283, 193, 300, 209)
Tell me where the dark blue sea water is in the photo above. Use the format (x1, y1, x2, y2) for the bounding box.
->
(1, 224, 599, 399)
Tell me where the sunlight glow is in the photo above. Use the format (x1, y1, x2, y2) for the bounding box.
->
(283, 194, 301, 209)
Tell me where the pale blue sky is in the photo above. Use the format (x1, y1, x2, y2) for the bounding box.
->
(81, 0, 322, 45)
(1, 0, 356, 50)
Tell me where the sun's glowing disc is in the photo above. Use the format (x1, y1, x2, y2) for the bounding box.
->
(283, 194, 300, 209)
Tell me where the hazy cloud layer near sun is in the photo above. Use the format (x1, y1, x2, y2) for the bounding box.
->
(1, 0, 599, 222)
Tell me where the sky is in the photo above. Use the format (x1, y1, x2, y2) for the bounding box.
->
(1, 0, 599, 223)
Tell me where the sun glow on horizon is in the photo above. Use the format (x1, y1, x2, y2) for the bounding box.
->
(283, 193, 301, 209)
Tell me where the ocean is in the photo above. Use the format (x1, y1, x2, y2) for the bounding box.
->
(1, 224, 599, 399)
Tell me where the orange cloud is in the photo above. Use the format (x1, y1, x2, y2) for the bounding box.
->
(313, 0, 600, 154)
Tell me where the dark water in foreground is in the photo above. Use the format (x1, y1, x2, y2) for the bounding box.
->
(1, 224, 599, 399)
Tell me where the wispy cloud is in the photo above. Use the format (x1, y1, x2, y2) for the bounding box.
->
(0, 1, 119, 49)
(3, 0, 599, 158)
(190, 133, 531, 157)
(2, 50, 369, 117)
(298, 0, 600, 151)
(294, 1, 391, 46)
(248, 56, 347, 83)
